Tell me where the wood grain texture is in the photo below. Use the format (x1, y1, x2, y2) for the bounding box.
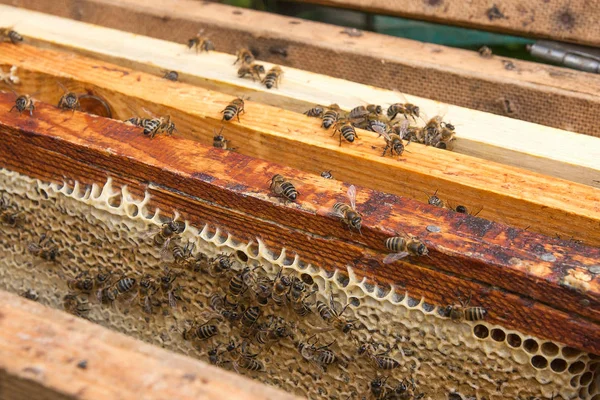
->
(295, 0, 600, 46)
(0, 290, 302, 400)
(1, 4, 598, 189)
(0, 43, 599, 247)
(2, 0, 600, 137)
(0, 93, 599, 354)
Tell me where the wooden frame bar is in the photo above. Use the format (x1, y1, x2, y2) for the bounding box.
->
(293, 0, 600, 47)
(0, 290, 301, 400)
(1, 5, 598, 189)
(0, 93, 599, 354)
(1, 42, 599, 247)
(3, 0, 600, 137)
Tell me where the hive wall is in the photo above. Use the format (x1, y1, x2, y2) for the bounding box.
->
(0, 167, 598, 400)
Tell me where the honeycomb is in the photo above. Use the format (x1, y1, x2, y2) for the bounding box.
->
(0, 167, 599, 400)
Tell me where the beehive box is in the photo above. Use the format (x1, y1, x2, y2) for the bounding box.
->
(0, 2, 599, 400)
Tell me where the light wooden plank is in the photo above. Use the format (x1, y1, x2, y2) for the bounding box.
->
(1, 43, 599, 247)
(0, 290, 303, 400)
(294, 0, 600, 47)
(3, 0, 600, 138)
(0, 4, 598, 189)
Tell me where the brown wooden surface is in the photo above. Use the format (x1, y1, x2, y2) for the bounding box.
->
(294, 0, 600, 47)
(1, 43, 599, 247)
(0, 290, 302, 400)
(0, 93, 599, 354)
(3, 0, 600, 137)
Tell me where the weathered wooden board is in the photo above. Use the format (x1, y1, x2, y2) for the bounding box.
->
(0, 93, 599, 354)
(1, 43, 599, 247)
(0, 290, 303, 400)
(1, 4, 598, 189)
(294, 0, 600, 46)
(2, 0, 600, 137)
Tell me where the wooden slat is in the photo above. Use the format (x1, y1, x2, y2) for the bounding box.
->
(0, 93, 599, 354)
(294, 0, 600, 47)
(0, 290, 302, 400)
(1, 43, 599, 247)
(3, 0, 600, 137)
(1, 5, 598, 189)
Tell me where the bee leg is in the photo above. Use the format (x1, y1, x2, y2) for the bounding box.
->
(9, 105, 16, 113)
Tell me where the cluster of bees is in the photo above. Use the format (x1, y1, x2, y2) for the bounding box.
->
(233, 48, 284, 90)
(304, 101, 456, 154)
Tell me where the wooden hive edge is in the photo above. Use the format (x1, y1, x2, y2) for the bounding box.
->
(0, 290, 302, 400)
(0, 5, 598, 189)
(2, 0, 600, 136)
(0, 97, 599, 354)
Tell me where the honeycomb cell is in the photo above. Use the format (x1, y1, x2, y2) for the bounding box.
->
(473, 324, 489, 339)
(507, 333, 522, 348)
(491, 328, 506, 342)
(570, 361, 587, 374)
(581, 372, 593, 386)
(531, 355, 549, 369)
(524, 338, 540, 354)
(542, 342, 560, 357)
(551, 358, 568, 373)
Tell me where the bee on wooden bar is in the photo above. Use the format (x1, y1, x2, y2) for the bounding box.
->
(316, 293, 357, 334)
(212, 126, 235, 151)
(183, 320, 219, 341)
(358, 343, 400, 370)
(0, 27, 23, 44)
(443, 292, 487, 322)
(321, 170, 333, 179)
(67, 272, 95, 294)
(238, 63, 265, 81)
(332, 185, 362, 234)
(233, 48, 255, 65)
(28, 233, 58, 261)
(423, 189, 444, 208)
(322, 104, 341, 129)
(271, 269, 292, 306)
(57, 82, 81, 111)
(387, 101, 420, 121)
(349, 104, 382, 120)
(366, 118, 390, 134)
(262, 66, 283, 89)
(378, 122, 407, 158)
(162, 70, 179, 81)
(449, 203, 482, 216)
(221, 97, 245, 122)
(383, 234, 429, 263)
(333, 119, 359, 146)
(63, 294, 90, 318)
(478, 45, 493, 58)
(269, 174, 299, 202)
(187, 29, 215, 53)
(304, 105, 324, 118)
(10, 92, 35, 116)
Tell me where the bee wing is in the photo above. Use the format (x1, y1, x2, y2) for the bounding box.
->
(397, 119, 410, 136)
(141, 106, 158, 119)
(383, 252, 410, 264)
(56, 81, 70, 94)
(372, 125, 390, 140)
(347, 185, 357, 210)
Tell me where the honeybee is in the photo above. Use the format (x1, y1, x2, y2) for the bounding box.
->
(170, 240, 195, 265)
(0, 27, 23, 44)
(187, 30, 215, 53)
(288, 277, 314, 317)
(226, 341, 265, 373)
(162, 70, 179, 81)
(316, 294, 357, 334)
(240, 305, 262, 337)
(321, 170, 333, 179)
(28, 233, 58, 261)
(423, 189, 444, 208)
(358, 343, 400, 370)
(387, 102, 420, 121)
(208, 344, 228, 367)
(221, 97, 245, 122)
(255, 319, 291, 350)
(20, 289, 39, 301)
(142, 112, 178, 138)
(253, 276, 273, 306)
(332, 185, 362, 233)
(370, 376, 390, 399)
(99, 276, 137, 305)
(238, 63, 265, 81)
(0, 194, 22, 227)
(478, 46, 493, 58)
(233, 48, 255, 65)
(271, 268, 292, 306)
(159, 267, 184, 309)
(57, 82, 80, 111)
(322, 104, 341, 129)
(209, 253, 236, 278)
(269, 174, 299, 202)
(262, 66, 283, 89)
(183, 320, 218, 341)
(349, 104, 382, 120)
(297, 336, 340, 372)
(377, 121, 407, 157)
(63, 294, 90, 318)
(443, 292, 487, 322)
(227, 267, 253, 302)
(151, 219, 186, 252)
(138, 275, 159, 315)
(333, 119, 359, 145)
(10, 93, 35, 116)
(304, 105, 325, 118)
(67, 272, 95, 294)
(449, 203, 482, 216)
(383, 234, 429, 263)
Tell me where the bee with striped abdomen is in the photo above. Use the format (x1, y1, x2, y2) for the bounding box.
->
(238, 63, 265, 81)
(227, 342, 265, 373)
(151, 219, 186, 253)
(377, 120, 407, 157)
(253, 276, 273, 306)
(138, 274, 159, 315)
(358, 343, 400, 370)
(255, 320, 291, 351)
(209, 253, 236, 278)
(332, 119, 358, 146)
(233, 48, 255, 65)
(297, 336, 340, 373)
(67, 272, 94, 294)
(271, 268, 292, 306)
(387, 102, 420, 121)
(383, 234, 428, 264)
(187, 30, 215, 53)
(0, 27, 23, 44)
(349, 104, 382, 120)
(170, 241, 195, 265)
(98, 275, 137, 305)
(183, 320, 219, 341)
(321, 104, 341, 129)
(221, 97, 245, 122)
(28, 233, 58, 262)
(162, 70, 179, 81)
(240, 305, 262, 337)
(0, 194, 22, 227)
(304, 105, 324, 118)
(443, 292, 487, 322)
(288, 277, 314, 317)
(57, 82, 80, 111)
(316, 293, 357, 334)
(332, 185, 362, 233)
(159, 267, 185, 309)
(262, 66, 283, 89)
(269, 174, 299, 202)
(63, 294, 90, 318)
